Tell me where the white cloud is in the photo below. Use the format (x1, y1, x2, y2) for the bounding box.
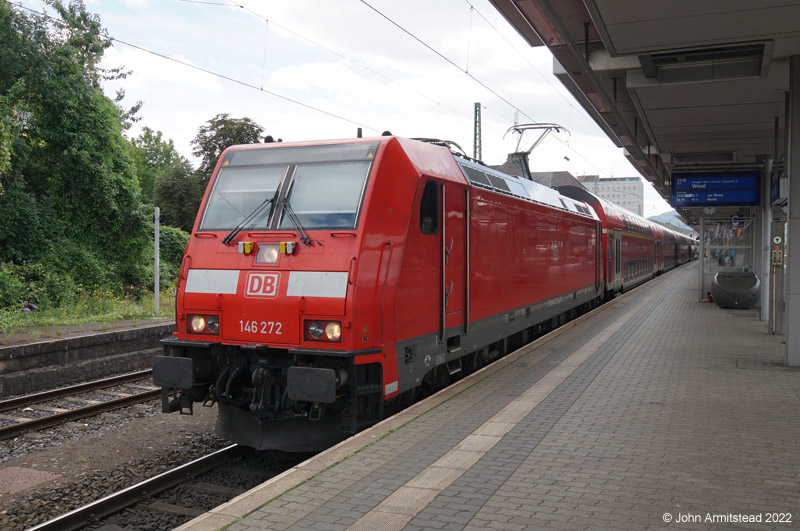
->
(16, 0, 669, 214)
(104, 47, 224, 95)
(122, 0, 148, 8)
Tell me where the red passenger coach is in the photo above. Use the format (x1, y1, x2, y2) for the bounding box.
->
(153, 136, 603, 451)
(557, 185, 690, 296)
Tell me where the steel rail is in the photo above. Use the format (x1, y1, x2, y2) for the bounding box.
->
(27, 444, 242, 531)
(0, 388, 161, 441)
(0, 369, 153, 412)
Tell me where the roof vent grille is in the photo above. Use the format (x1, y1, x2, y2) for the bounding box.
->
(672, 152, 736, 165)
(639, 41, 771, 81)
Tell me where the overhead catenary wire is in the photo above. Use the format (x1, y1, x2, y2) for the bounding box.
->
(462, 0, 619, 176)
(205, 0, 477, 125)
(359, 0, 541, 126)
(214, 1, 623, 177)
(183, 0, 521, 135)
(109, 37, 384, 134)
(13, 1, 385, 134)
(15, 0, 623, 177)
(355, 1, 621, 177)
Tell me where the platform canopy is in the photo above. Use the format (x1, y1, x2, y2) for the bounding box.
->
(489, 0, 800, 226)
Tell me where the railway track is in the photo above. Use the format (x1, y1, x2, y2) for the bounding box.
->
(0, 370, 160, 440)
(27, 445, 304, 531)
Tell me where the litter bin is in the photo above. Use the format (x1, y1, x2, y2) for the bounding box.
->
(710, 272, 760, 309)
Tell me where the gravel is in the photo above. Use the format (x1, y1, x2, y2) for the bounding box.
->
(0, 401, 226, 531)
(0, 401, 162, 464)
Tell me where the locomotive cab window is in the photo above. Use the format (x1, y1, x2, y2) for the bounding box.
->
(199, 142, 377, 231)
(279, 160, 372, 229)
(200, 165, 287, 230)
(420, 180, 439, 234)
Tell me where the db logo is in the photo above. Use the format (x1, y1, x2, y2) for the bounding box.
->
(245, 272, 280, 298)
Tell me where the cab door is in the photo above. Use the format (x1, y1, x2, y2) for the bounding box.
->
(441, 182, 466, 342)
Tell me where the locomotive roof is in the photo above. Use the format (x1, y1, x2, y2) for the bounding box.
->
(217, 137, 599, 222)
(455, 157, 599, 220)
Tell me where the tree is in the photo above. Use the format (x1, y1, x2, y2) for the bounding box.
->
(192, 113, 264, 180)
(154, 159, 206, 233)
(130, 127, 184, 205)
(0, 0, 151, 304)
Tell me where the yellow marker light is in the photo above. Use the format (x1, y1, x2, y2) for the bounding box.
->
(238, 241, 255, 254)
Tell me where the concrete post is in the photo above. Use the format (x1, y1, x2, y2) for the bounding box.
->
(698, 217, 705, 302)
(154, 206, 160, 315)
(787, 57, 800, 366)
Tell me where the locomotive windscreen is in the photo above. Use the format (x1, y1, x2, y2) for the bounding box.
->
(199, 142, 378, 231)
(278, 161, 370, 229)
(200, 165, 287, 230)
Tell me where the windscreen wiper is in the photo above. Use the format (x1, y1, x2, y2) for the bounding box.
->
(222, 188, 280, 246)
(281, 199, 313, 246)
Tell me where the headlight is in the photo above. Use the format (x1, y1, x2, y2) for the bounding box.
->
(190, 315, 206, 333)
(187, 314, 220, 335)
(307, 322, 324, 339)
(325, 322, 341, 341)
(304, 320, 342, 343)
(256, 244, 280, 264)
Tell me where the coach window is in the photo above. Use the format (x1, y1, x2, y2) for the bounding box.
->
(420, 179, 439, 234)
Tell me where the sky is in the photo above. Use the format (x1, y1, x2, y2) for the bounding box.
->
(16, 0, 673, 216)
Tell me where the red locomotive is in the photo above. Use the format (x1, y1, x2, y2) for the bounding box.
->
(153, 136, 692, 451)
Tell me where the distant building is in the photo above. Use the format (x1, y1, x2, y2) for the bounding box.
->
(577, 175, 644, 216)
(524, 171, 583, 189)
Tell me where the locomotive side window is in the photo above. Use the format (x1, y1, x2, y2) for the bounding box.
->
(200, 165, 287, 230)
(279, 161, 372, 229)
(420, 180, 439, 234)
(462, 166, 491, 187)
(487, 174, 511, 192)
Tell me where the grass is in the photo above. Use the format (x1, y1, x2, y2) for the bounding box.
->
(0, 287, 176, 337)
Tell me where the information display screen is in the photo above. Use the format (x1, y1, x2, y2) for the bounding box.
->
(671, 170, 761, 207)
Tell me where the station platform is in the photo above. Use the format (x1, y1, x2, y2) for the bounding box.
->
(177, 263, 798, 531)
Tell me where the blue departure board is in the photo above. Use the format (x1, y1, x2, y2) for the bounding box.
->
(671, 170, 761, 207)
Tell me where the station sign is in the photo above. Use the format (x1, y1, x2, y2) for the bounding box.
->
(671, 170, 761, 207)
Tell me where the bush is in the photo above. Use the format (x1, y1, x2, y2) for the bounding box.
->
(0, 262, 79, 309)
(51, 243, 110, 292)
(0, 182, 55, 263)
(0, 263, 24, 308)
(159, 224, 190, 266)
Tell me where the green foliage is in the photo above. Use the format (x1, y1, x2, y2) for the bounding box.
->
(0, 1, 171, 316)
(52, 242, 111, 289)
(0, 100, 12, 179)
(0, 261, 78, 309)
(159, 224, 190, 266)
(130, 127, 184, 205)
(0, 5, 272, 333)
(0, 285, 176, 336)
(154, 160, 206, 232)
(0, 263, 24, 308)
(0, 181, 56, 263)
(192, 113, 264, 180)
(152, 223, 189, 288)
